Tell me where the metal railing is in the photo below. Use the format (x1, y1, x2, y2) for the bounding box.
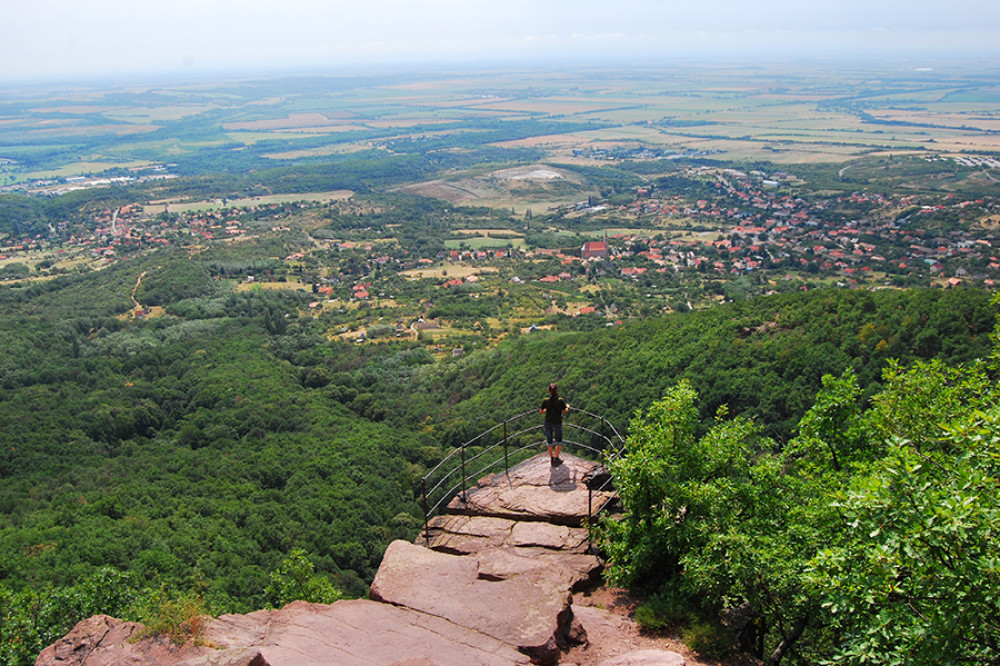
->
(419, 407, 627, 543)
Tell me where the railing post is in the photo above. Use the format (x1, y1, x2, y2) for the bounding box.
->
(460, 444, 467, 503)
(601, 417, 606, 451)
(422, 477, 429, 544)
(587, 484, 594, 554)
(503, 419, 509, 473)
(588, 484, 593, 521)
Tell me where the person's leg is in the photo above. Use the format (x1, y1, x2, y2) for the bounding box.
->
(553, 424, 563, 463)
(544, 422, 556, 464)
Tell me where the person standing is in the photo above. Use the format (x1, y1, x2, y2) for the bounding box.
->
(540, 383, 569, 466)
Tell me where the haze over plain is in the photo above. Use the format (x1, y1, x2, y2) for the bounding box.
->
(3, 0, 1000, 82)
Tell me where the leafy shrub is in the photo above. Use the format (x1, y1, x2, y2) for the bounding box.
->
(264, 549, 342, 608)
(634, 587, 693, 630)
(134, 586, 209, 646)
(682, 618, 732, 659)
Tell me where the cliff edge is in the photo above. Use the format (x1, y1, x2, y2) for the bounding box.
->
(37, 453, 686, 666)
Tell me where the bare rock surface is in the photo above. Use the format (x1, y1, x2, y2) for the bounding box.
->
(35, 614, 213, 666)
(598, 650, 687, 666)
(371, 540, 574, 663)
(446, 453, 615, 527)
(202, 599, 529, 666)
(561, 587, 708, 666)
(423, 514, 518, 553)
(474, 546, 602, 591)
(426, 514, 591, 555)
(39, 454, 622, 666)
(37, 600, 530, 666)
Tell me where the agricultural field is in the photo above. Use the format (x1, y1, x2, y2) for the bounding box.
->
(143, 190, 354, 215)
(1, 62, 999, 349)
(3, 63, 1000, 190)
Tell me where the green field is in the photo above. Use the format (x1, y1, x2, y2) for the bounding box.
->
(4, 63, 1000, 186)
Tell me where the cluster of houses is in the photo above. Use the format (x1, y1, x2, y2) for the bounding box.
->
(1, 202, 307, 270)
(599, 167, 999, 285)
(6, 163, 997, 307)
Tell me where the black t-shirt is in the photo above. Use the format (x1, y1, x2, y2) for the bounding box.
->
(541, 396, 567, 424)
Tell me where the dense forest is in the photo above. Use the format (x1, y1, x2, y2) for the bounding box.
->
(604, 321, 1000, 663)
(0, 239, 995, 662)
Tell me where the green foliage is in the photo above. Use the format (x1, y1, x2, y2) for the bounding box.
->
(809, 360, 1000, 664)
(603, 343, 1000, 663)
(424, 288, 994, 446)
(134, 586, 209, 645)
(633, 587, 694, 630)
(0, 568, 141, 665)
(0, 230, 994, 665)
(682, 619, 732, 659)
(136, 257, 219, 307)
(265, 549, 343, 608)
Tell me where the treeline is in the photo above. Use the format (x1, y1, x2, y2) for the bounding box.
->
(406, 287, 995, 445)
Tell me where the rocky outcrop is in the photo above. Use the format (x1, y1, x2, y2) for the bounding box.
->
(35, 614, 208, 665)
(37, 453, 685, 666)
(371, 540, 575, 663)
(444, 453, 617, 527)
(37, 600, 530, 666)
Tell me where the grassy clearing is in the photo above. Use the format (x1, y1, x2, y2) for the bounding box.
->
(475, 195, 590, 214)
(25, 160, 157, 180)
(444, 236, 526, 250)
(235, 281, 312, 293)
(400, 265, 499, 280)
(452, 228, 524, 237)
(144, 191, 353, 215)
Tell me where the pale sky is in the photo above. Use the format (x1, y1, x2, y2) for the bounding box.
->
(3, 0, 999, 82)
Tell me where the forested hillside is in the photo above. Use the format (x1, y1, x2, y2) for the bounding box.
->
(412, 287, 994, 444)
(602, 318, 1000, 663)
(0, 244, 994, 663)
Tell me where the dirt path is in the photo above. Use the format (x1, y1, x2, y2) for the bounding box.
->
(566, 585, 752, 666)
(130, 270, 147, 310)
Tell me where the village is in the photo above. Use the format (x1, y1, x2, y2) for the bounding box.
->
(1, 161, 998, 350)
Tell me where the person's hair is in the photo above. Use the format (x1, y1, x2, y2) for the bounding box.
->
(548, 383, 558, 398)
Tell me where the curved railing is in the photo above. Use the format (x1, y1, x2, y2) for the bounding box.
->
(419, 407, 627, 541)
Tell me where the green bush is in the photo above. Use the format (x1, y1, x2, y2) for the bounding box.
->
(134, 586, 209, 646)
(264, 549, 342, 608)
(683, 618, 732, 659)
(634, 587, 693, 630)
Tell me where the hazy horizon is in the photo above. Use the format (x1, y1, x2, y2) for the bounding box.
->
(3, 0, 999, 84)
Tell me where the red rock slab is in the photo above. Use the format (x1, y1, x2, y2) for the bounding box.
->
(422, 514, 516, 553)
(598, 650, 686, 665)
(199, 599, 530, 666)
(474, 546, 603, 591)
(447, 454, 615, 527)
(37, 601, 531, 666)
(509, 520, 591, 552)
(35, 614, 213, 666)
(371, 540, 572, 664)
(423, 514, 592, 555)
(563, 605, 687, 666)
